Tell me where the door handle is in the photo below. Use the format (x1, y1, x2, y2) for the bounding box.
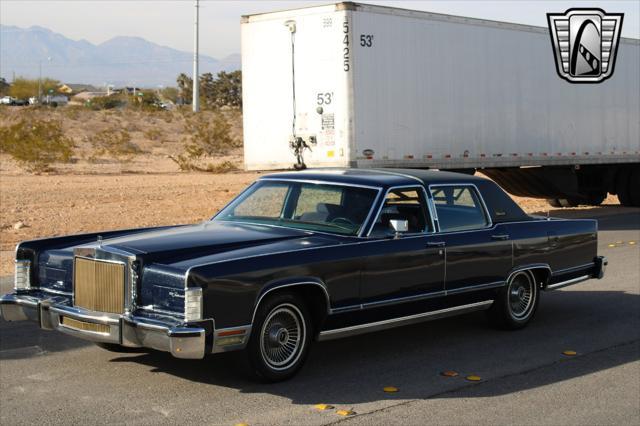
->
(491, 234, 510, 241)
(426, 241, 446, 247)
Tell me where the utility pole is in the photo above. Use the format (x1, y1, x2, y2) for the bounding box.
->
(38, 60, 42, 103)
(192, 0, 200, 112)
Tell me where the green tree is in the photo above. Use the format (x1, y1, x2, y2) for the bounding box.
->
(199, 72, 215, 108)
(210, 71, 242, 109)
(0, 78, 10, 96)
(160, 87, 179, 103)
(9, 77, 60, 100)
(176, 73, 193, 105)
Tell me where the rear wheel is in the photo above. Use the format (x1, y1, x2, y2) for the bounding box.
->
(488, 270, 539, 330)
(246, 293, 312, 382)
(558, 198, 581, 208)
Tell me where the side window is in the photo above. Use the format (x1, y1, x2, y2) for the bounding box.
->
(371, 187, 432, 236)
(430, 186, 490, 232)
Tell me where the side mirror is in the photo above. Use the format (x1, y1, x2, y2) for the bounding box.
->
(389, 219, 409, 238)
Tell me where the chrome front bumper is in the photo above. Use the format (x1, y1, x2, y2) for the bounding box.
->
(0, 293, 208, 359)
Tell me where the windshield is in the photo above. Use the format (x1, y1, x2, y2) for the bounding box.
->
(215, 180, 379, 236)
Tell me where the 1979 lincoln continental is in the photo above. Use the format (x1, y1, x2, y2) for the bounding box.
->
(0, 169, 607, 381)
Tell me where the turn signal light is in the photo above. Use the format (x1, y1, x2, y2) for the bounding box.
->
(184, 287, 203, 322)
(14, 260, 31, 290)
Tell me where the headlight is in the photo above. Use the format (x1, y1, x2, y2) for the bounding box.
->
(184, 287, 203, 322)
(14, 259, 31, 290)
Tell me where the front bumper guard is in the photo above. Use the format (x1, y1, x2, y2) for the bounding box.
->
(0, 293, 207, 359)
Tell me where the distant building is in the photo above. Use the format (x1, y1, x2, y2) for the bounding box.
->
(58, 83, 100, 94)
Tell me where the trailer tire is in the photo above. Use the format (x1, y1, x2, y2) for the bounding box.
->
(558, 198, 580, 208)
(630, 168, 640, 207)
(616, 169, 633, 207)
(586, 192, 606, 206)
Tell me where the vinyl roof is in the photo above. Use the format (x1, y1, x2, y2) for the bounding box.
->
(261, 168, 486, 188)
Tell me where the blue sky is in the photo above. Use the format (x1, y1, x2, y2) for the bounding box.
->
(1, 1, 638, 58)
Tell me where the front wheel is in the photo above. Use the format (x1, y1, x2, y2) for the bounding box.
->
(488, 270, 539, 330)
(246, 293, 312, 382)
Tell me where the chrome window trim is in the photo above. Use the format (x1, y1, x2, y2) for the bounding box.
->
(365, 184, 436, 237)
(427, 183, 493, 233)
(212, 178, 384, 238)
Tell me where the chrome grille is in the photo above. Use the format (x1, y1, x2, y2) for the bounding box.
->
(74, 257, 125, 314)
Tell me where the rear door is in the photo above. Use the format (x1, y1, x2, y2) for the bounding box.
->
(429, 185, 512, 295)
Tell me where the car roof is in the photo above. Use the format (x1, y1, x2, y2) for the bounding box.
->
(261, 168, 486, 188)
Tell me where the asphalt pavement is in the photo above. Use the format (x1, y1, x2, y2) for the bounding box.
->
(1, 207, 638, 425)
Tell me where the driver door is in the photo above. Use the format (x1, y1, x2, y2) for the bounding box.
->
(360, 186, 446, 310)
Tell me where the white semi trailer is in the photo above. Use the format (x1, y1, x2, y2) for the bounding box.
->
(241, 2, 639, 206)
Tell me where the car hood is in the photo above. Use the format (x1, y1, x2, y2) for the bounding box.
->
(101, 221, 333, 263)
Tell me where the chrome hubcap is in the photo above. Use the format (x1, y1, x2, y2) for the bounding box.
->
(508, 272, 534, 320)
(260, 304, 305, 370)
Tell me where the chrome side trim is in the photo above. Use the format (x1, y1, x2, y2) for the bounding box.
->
(318, 300, 494, 341)
(250, 281, 331, 325)
(545, 275, 591, 291)
(551, 263, 594, 276)
(446, 280, 504, 295)
(361, 290, 447, 309)
(180, 219, 548, 272)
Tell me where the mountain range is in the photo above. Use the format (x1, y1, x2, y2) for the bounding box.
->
(0, 25, 240, 87)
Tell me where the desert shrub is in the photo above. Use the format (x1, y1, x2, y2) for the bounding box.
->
(88, 128, 141, 162)
(87, 95, 126, 110)
(0, 118, 74, 172)
(205, 161, 237, 173)
(63, 105, 84, 120)
(143, 128, 163, 141)
(169, 113, 239, 172)
(185, 113, 238, 155)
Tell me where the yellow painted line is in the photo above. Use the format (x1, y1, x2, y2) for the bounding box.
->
(466, 375, 482, 382)
(608, 244, 616, 248)
(440, 370, 459, 377)
(314, 404, 334, 411)
(563, 350, 577, 356)
(336, 409, 356, 416)
(383, 386, 399, 393)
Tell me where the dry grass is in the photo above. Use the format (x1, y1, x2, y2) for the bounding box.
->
(0, 107, 243, 174)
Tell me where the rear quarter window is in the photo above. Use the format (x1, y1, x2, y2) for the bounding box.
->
(430, 185, 490, 232)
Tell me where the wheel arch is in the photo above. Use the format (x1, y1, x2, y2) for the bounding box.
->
(251, 279, 331, 333)
(507, 264, 551, 289)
